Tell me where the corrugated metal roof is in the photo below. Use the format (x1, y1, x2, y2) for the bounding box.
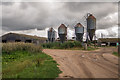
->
(98, 38, 120, 42)
(2, 33, 47, 40)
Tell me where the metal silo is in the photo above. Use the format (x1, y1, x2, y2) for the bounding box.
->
(75, 23, 84, 42)
(58, 24, 67, 43)
(87, 14, 96, 41)
(48, 27, 56, 42)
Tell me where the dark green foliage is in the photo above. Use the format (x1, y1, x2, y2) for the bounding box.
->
(42, 41, 83, 49)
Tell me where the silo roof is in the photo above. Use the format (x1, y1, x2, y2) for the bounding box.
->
(75, 23, 84, 27)
(59, 24, 67, 28)
(48, 27, 55, 32)
(87, 14, 96, 19)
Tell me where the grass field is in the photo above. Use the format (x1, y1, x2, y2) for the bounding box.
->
(112, 52, 120, 57)
(2, 43, 62, 78)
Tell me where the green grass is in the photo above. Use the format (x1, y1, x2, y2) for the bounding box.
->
(0, 53, 1, 80)
(112, 52, 120, 57)
(86, 46, 98, 51)
(2, 51, 62, 78)
(2, 42, 62, 78)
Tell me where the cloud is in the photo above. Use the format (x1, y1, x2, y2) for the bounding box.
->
(97, 12, 118, 29)
(1, 2, 118, 38)
(96, 25, 119, 38)
(62, 2, 118, 29)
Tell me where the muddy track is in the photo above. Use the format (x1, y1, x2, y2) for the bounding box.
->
(43, 47, 118, 78)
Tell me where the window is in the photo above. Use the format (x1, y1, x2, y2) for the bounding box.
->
(15, 40, 21, 42)
(2, 40, 7, 43)
(25, 40, 32, 43)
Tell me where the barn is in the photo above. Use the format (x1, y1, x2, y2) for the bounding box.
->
(1, 33, 47, 44)
(98, 38, 120, 46)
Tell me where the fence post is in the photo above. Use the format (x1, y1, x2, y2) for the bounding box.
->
(84, 43, 87, 50)
(118, 45, 120, 55)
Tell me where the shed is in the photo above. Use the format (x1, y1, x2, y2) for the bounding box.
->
(98, 38, 120, 46)
(1, 33, 47, 44)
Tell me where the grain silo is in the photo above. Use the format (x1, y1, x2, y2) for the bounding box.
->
(87, 14, 96, 41)
(58, 24, 67, 43)
(75, 23, 84, 42)
(48, 27, 56, 42)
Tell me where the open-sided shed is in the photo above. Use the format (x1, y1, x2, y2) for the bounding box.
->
(1, 33, 47, 44)
(98, 38, 120, 46)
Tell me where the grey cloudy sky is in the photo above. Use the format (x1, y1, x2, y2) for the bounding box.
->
(1, 1, 119, 37)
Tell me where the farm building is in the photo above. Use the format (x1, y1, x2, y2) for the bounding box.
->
(98, 38, 120, 46)
(1, 33, 47, 44)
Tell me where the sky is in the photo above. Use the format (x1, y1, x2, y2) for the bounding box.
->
(1, 1, 119, 39)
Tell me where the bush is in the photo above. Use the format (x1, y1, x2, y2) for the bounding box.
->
(42, 41, 82, 49)
(2, 42, 42, 54)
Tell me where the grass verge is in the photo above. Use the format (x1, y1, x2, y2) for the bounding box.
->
(2, 43, 62, 78)
(2, 51, 62, 78)
(112, 52, 120, 57)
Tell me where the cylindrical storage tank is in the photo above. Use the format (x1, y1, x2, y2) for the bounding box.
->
(48, 27, 56, 42)
(58, 24, 67, 43)
(75, 23, 84, 42)
(87, 14, 96, 41)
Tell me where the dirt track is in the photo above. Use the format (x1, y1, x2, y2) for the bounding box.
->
(43, 47, 119, 78)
